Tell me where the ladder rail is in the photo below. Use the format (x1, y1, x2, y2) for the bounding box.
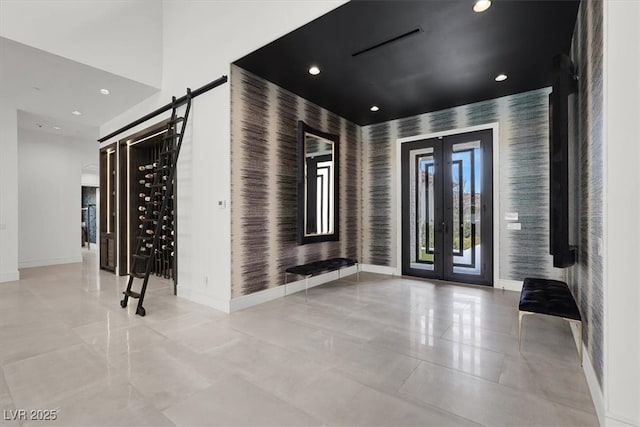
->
(120, 89, 193, 316)
(136, 92, 192, 314)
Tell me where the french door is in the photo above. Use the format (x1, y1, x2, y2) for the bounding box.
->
(401, 129, 493, 286)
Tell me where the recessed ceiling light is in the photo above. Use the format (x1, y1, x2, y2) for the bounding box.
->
(53, 126, 62, 130)
(473, 0, 491, 12)
(308, 66, 321, 76)
(370, 105, 380, 112)
(99, 88, 110, 95)
(72, 110, 82, 115)
(495, 73, 508, 82)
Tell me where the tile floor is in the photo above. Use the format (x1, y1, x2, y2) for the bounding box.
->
(0, 250, 597, 426)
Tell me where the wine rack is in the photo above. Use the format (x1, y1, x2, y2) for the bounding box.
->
(126, 134, 176, 282)
(133, 158, 175, 280)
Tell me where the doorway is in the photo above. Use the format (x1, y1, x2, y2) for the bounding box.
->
(81, 186, 97, 249)
(401, 129, 493, 285)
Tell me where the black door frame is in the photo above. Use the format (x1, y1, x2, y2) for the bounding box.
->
(400, 129, 494, 286)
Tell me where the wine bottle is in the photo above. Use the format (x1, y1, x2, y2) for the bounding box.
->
(144, 196, 151, 202)
(145, 173, 154, 179)
(145, 164, 154, 170)
(146, 243, 153, 248)
(138, 206, 146, 211)
(138, 179, 146, 185)
(145, 230, 154, 235)
(138, 165, 146, 171)
(139, 193, 146, 198)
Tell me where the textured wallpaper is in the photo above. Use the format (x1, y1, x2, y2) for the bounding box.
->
(362, 88, 563, 283)
(568, 0, 604, 388)
(230, 65, 362, 298)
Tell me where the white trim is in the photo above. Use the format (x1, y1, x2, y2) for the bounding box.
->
(360, 263, 397, 276)
(496, 279, 523, 292)
(0, 271, 20, 282)
(18, 256, 82, 269)
(395, 123, 501, 285)
(570, 323, 606, 427)
(177, 286, 230, 314)
(229, 267, 360, 312)
(230, 283, 286, 312)
(601, 0, 610, 423)
(605, 415, 640, 427)
(570, 321, 638, 427)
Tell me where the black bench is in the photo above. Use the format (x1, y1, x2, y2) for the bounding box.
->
(284, 257, 359, 301)
(518, 277, 583, 365)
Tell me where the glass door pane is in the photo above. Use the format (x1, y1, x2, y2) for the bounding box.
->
(451, 140, 481, 275)
(442, 129, 493, 285)
(412, 150, 435, 270)
(402, 139, 443, 278)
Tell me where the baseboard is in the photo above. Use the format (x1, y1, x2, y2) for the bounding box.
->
(360, 264, 397, 276)
(229, 284, 286, 312)
(18, 256, 82, 269)
(176, 287, 230, 314)
(229, 267, 359, 312)
(605, 415, 640, 427)
(496, 278, 523, 292)
(570, 322, 606, 427)
(0, 270, 20, 283)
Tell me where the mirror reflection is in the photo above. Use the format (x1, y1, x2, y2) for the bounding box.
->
(297, 121, 339, 245)
(305, 133, 334, 236)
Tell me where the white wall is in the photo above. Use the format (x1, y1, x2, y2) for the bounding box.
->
(0, 102, 19, 282)
(81, 173, 99, 188)
(0, 0, 162, 88)
(603, 1, 640, 425)
(100, 0, 346, 312)
(18, 128, 98, 268)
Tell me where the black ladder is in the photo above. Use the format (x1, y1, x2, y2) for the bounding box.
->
(120, 91, 192, 316)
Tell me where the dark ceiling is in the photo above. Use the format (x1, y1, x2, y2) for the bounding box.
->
(234, 0, 580, 126)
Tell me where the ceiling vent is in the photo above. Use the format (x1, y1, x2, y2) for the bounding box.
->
(351, 28, 423, 58)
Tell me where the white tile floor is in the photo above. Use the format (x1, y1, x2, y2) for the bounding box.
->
(0, 250, 597, 426)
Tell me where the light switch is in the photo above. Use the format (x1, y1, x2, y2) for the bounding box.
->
(505, 212, 519, 221)
(506, 222, 521, 230)
(217, 200, 226, 209)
